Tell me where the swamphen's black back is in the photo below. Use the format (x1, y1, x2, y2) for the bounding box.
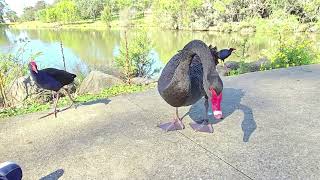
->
(42, 68, 76, 86)
(217, 48, 235, 61)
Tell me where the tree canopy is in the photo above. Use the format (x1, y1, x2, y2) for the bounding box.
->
(0, 0, 11, 22)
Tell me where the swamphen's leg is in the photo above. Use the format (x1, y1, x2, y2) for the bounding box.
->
(53, 92, 60, 118)
(63, 88, 77, 109)
(39, 91, 60, 119)
(189, 96, 213, 133)
(159, 107, 184, 132)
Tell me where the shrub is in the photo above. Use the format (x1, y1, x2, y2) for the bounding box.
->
(115, 29, 155, 82)
(0, 54, 28, 107)
(270, 39, 316, 68)
(227, 60, 251, 76)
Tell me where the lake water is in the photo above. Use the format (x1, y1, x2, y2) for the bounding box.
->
(1, 27, 319, 76)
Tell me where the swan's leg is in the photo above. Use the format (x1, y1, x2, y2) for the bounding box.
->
(159, 107, 185, 132)
(190, 96, 213, 133)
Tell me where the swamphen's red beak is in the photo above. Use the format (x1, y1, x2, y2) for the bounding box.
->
(30, 61, 38, 73)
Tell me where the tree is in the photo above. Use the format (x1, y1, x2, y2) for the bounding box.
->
(74, 0, 105, 20)
(132, 0, 152, 12)
(37, 0, 80, 22)
(101, 5, 112, 24)
(54, 0, 79, 22)
(0, 0, 9, 23)
(0, 1, 4, 23)
(4, 10, 18, 22)
(16, 1, 47, 22)
(21, 6, 36, 21)
(34, 0, 47, 11)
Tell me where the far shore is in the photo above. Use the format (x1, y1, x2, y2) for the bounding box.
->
(2, 18, 319, 34)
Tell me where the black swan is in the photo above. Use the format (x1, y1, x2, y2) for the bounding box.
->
(29, 61, 77, 119)
(157, 40, 227, 133)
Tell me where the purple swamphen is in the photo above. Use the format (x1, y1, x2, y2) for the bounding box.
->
(215, 47, 236, 73)
(29, 61, 76, 119)
(217, 48, 236, 62)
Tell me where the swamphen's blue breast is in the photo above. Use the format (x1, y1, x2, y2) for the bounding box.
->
(217, 49, 232, 60)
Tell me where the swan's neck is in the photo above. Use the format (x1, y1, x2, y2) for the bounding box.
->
(201, 57, 216, 74)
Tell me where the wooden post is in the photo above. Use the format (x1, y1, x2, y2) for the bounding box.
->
(60, 41, 66, 71)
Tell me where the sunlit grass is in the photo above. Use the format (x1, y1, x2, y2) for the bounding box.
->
(0, 83, 156, 119)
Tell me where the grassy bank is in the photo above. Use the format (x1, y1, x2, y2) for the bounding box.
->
(7, 15, 155, 30)
(7, 18, 320, 34)
(0, 83, 156, 119)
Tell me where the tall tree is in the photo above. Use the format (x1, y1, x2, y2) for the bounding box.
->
(34, 0, 47, 11)
(4, 10, 18, 22)
(1, 0, 18, 23)
(0, 0, 8, 23)
(74, 0, 105, 20)
(21, 6, 36, 21)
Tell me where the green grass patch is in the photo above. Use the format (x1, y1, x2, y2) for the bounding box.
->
(0, 83, 156, 119)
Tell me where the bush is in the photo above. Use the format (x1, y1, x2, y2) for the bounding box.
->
(270, 39, 316, 68)
(0, 54, 28, 107)
(227, 60, 251, 76)
(115, 29, 155, 82)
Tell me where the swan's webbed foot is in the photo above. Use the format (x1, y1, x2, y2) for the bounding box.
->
(158, 118, 185, 132)
(189, 120, 213, 133)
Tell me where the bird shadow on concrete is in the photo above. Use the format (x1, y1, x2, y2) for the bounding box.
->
(39, 169, 64, 180)
(39, 99, 111, 119)
(189, 88, 257, 142)
(76, 98, 111, 107)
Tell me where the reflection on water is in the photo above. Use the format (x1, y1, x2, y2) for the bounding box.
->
(0, 27, 319, 75)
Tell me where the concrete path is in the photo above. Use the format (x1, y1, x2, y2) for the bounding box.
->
(1, 65, 320, 180)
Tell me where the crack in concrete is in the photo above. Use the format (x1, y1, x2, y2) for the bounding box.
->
(126, 96, 254, 180)
(178, 132, 254, 180)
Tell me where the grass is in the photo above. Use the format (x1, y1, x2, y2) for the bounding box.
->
(0, 83, 156, 119)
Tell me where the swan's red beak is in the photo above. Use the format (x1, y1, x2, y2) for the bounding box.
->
(210, 89, 223, 119)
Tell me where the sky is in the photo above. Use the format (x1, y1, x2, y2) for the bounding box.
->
(5, 0, 54, 16)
